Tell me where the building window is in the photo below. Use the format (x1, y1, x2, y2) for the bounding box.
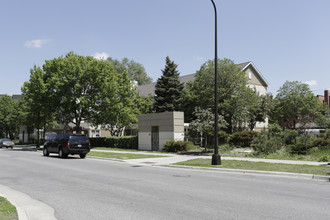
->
(248, 72, 252, 80)
(91, 130, 100, 137)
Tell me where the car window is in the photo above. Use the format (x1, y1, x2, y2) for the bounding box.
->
(56, 134, 69, 140)
(45, 132, 57, 141)
(69, 136, 89, 143)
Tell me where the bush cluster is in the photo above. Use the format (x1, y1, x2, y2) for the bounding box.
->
(251, 130, 282, 154)
(227, 130, 258, 147)
(251, 124, 283, 155)
(89, 136, 138, 149)
(162, 140, 195, 153)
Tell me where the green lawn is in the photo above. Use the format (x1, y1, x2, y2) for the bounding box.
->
(88, 151, 168, 160)
(218, 145, 330, 162)
(0, 196, 18, 220)
(175, 159, 330, 176)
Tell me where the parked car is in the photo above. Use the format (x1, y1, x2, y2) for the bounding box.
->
(0, 139, 15, 148)
(43, 134, 90, 158)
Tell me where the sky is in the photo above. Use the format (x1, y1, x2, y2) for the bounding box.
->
(0, 0, 329, 96)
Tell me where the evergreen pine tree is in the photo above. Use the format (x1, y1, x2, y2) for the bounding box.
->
(154, 56, 184, 112)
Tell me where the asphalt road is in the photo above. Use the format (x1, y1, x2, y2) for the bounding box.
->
(0, 149, 329, 220)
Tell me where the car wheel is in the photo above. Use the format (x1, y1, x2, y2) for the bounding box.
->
(43, 147, 49, 156)
(59, 148, 67, 158)
(79, 154, 86, 159)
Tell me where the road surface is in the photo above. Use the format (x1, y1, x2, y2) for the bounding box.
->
(0, 149, 329, 220)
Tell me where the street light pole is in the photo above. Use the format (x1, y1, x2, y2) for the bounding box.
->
(211, 0, 221, 165)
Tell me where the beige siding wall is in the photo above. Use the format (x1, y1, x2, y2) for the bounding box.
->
(245, 66, 267, 87)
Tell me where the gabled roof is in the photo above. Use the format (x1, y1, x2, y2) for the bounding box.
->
(137, 61, 269, 97)
(240, 61, 269, 87)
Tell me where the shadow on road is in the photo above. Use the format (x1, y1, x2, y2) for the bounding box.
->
(10, 147, 38, 152)
(42, 155, 82, 160)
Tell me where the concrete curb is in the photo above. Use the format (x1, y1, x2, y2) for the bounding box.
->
(162, 165, 330, 182)
(0, 184, 57, 220)
(87, 156, 330, 182)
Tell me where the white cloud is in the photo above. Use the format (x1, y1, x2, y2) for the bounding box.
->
(304, 80, 317, 86)
(93, 52, 110, 60)
(24, 39, 50, 48)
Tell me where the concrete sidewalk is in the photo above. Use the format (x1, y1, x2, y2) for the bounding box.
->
(0, 184, 56, 220)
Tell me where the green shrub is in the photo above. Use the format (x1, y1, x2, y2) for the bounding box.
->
(90, 136, 138, 149)
(318, 155, 329, 162)
(228, 130, 258, 147)
(268, 123, 282, 136)
(251, 130, 282, 154)
(163, 140, 195, 153)
(283, 129, 298, 145)
(288, 143, 309, 155)
(288, 134, 315, 155)
(218, 130, 230, 145)
(309, 138, 330, 149)
(89, 137, 107, 147)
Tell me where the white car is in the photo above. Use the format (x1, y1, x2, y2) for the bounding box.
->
(0, 139, 15, 148)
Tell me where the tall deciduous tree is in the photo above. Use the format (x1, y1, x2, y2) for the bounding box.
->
(189, 107, 227, 151)
(42, 52, 119, 133)
(274, 81, 322, 130)
(0, 95, 22, 139)
(107, 57, 152, 85)
(21, 66, 54, 146)
(184, 58, 248, 133)
(314, 103, 330, 129)
(91, 71, 141, 136)
(154, 56, 184, 113)
(243, 88, 272, 131)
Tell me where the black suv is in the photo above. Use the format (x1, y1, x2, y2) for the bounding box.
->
(43, 134, 90, 158)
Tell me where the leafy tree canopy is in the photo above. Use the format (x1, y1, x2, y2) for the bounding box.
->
(42, 52, 119, 132)
(189, 107, 227, 150)
(274, 81, 323, 129)
(107, 57, 152, 85)
(0, 96, 22, 139)
(184, 58, 248, 133)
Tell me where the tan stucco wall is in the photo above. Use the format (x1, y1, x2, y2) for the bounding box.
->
(138, 112, 184, 150)
(138, 112, 184, 133)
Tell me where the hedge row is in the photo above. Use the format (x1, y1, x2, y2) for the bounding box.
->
(89, 136, 138, 149)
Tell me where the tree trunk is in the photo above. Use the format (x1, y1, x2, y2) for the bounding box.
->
(43, 120, 46, 141)
(36, 112, 40, 149)
(204, 134, 207, 152)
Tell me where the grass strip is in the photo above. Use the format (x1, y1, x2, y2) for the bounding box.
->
(0, 196, 18, 220)
(92, 147, 171, 154)
(174, 159, 330, 176)
(88, 151, 168, 160)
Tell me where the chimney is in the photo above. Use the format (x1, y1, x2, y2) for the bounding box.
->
(325, 90, 329, 107)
